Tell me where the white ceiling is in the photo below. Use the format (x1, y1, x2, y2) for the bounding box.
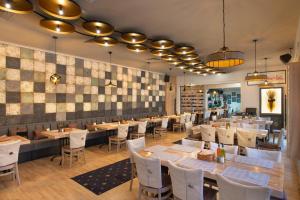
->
(0, 0, 299, 75)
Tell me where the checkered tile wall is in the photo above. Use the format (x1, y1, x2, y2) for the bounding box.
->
(0, 43, 165, 125)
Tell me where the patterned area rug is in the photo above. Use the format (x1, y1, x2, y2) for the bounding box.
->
(72, 159, 131, 195)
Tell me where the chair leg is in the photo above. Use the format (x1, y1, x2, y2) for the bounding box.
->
(158, 188, 162, 200)
(15, 163, 20, 185)
(69, 151, 73, 168)
(82, 150, 86, 164)
(61, 148, 65, 166)
(117, 142, 120, 152)
(129, 165, 134, 191)
(108, 139, 111, 152)
(138, 185, 142, 200)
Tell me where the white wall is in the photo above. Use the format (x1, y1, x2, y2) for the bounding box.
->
(176, 65, 287, 114)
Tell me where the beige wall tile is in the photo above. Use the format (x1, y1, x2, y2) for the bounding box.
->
(0, 92, 5, 103)
(21, 92, 33, 103)
(56, 84, 66, 93)
(75, 94, 83, 103)
(66, 65, 75, 76)
(34, 61, 45, 72)
(6, 46, 20, 58)
(98, 94, 105, 102)
(66, 84, 75, 93)
(83, 77, 91, 85)
(20, 59, 34, 70)
(56, 103, 66, 112)
(67, 56, 75, 65)
(84, 60, 92, 69)
(66, 75, 75, 84)
(6, 68, 20, 81)
(20, 81, 34, 92)
(46, 103, 56, 113)
(83, 85, 91, 94)
(91, 102, 98, 111)
(0, 56, 5, 68)
(34, 93, 45, 103)
(91, 86, 98, 94)
(45, 63, 56, 73)
(45, 82, 56, 93)
(6, 103, 20, 115)
(83, 102, 91, 111)
(34, 50, 45, 61)
(57, 55, 67, 65)
(66, 103, 75, 112)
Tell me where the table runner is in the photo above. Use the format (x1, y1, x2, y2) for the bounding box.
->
(151, 152, 182, 162)
(235, 155, 274, 169)
(176, 157, 217, 172)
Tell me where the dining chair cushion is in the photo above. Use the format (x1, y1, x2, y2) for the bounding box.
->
(0, 140, 21, 166)
(217, 128, 235, 145)
(117, 124, 129, 138)
(137, 121, 147, 134)
(126, 137, 146, 163)
(236, 128, 257, 148)
(69, 130, 88, 149)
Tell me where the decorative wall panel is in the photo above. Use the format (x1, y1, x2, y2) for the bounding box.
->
(0, 43, 165, 125)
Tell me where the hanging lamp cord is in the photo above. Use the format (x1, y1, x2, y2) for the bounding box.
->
(254, 39, 257, 72)
(222, 0, 226, 48)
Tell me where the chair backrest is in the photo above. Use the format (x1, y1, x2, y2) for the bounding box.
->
(179, 115, 186, 124)
(209, 142, 238, 155)
(182, 138, 204, 150)
(117, 124, 129, 138)
(126, 137, 146, 163)
(161, 117, 169, 129)
(216, 174, 271, 200)
(217, 128, 235, 145)
(191, 113, 196, 123)
(185, 113, 192, 122)
(277, 128, 286, 149)
(242, 123, 259, 130)
(133, 151, 162, 188)
(204, 111, 211, 119)
(0, 140, 21, 166)
(237, 128, 257, 148)
(168, 161, 204, 200)
(138, 121, 147, 134)
(200, 125, 216, 142)
(230, 122, 240, 128)
(253, 120, 266, 129)
(245, 147, 281, 162)
(185, 122, 193, 136)
(69, 129, 88, 149)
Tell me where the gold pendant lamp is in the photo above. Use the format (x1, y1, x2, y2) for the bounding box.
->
(206, 0, 244, 68)
(0, 0, 33, 14)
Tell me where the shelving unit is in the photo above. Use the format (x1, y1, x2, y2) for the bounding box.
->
(180, 85, 205, 116)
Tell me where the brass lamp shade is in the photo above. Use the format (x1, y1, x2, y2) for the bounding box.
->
(206, 47, 244, 67)
(82, 21, 114, 36)
(195, 64, 205, 69)
(185, 67, 195, 72)
(40, 19, 75, 34)
(174, 46, 195, 55)
(168, 60, 182, 65)
(175, 65, 187, 70)
(185, 59, 201, 66)
(50, 73, 61, 84)
(38, 0, 81, 20)
(127, 44, 147, 53)
(0, 0, 33, 14)
(162, 54, 177, 61)
(180, 53, 199, 61)
(245, 73, 267, 82)
(94, 37, 118, 47)
(121, 32, 147, 44)
(150, 49, 169, 57)
(151, 39, 174, 49)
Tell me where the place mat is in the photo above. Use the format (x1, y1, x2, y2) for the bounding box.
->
(144, 145, 168, 153)
(222, 166, 270, 186)
(176, 157, 217, 172)
(225, 153, 235, 161)
(235, 155, 274, 169)
(151, 152, 182, 162)
(169, 144, 198, 153)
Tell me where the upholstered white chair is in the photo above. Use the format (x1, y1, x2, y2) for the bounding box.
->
(216, 174, 271, 200)
(182, 138, 204, 150)
(217, 128, 235, 145)
(173, 115, 186, 132)
(209, 142, 238, 155)
(0, 140, 21, 185)
(237, 128, 257, 148)
(108, 124, 129, 152)
(153, 117, 168, 138)
(185, 122, 193, 137)
(133, 152, 172, 200)
(242, 123, 259, 130)
(62, 129, 88, 167)
(253, 120, 267, 130)
(130, 121, 147, 139)
(191, 113, 196, 124)
(200, 125, 216, 142)
(168, 161, 204, 200)
(245, 147, 282, 162)
(126, 137, 146, 191)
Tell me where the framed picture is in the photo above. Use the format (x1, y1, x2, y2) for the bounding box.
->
(259, 87, 283, 115)
(247, 70, 286, 86)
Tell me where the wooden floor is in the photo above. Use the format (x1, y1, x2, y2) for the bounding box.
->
(0, 132, 299, 200)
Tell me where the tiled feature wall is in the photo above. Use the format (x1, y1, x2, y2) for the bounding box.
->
(0, 43, 165, 126)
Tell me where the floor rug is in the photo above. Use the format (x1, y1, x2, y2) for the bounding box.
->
(72, 158, 131, 195)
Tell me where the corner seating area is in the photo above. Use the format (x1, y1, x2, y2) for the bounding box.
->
(0, 113, 164, 163)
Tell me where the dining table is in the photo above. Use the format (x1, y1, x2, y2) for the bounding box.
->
(0, 135, 30, 145)
(139, 144, 284, 199)
(92, 120, 139, 131)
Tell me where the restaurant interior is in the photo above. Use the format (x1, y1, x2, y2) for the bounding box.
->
(0, 0, 300, 200)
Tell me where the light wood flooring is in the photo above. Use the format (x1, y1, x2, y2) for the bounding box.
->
(0, 132, 299, 200)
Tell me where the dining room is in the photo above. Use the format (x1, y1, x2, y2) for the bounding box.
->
(0, 0, 300, 200)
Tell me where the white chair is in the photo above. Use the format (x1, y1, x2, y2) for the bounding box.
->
(200, 125, 216, 142)
(245, 147, 282, 162)
(217, 128, 235, 145)
(209, 142, 238, 155)
(126, 137, 146, 191)
(185, 113, 192, 123)
(168, 161, 204, 200)
(153, 117, 168, 138)
(108, 124, 129, 152)
(133, 152, 172, 200)
(242, 123, 259, 130)
(253, 120, 267, 130)
(191, 113, 196, 124)
(237, 128, 257, 148)
(0, 140, 21, 185)
(130, 121, 147, 139)
(216, 174, 271, 200)
(173, 115, 186, 132)
(185, 122, 193, 137)
(62, 129, 88, 167)
(182, 138, 204, 150)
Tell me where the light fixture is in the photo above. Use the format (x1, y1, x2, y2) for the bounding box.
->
(121, 32, 147, 44)
(169, 61, 182, 65)
(162, 54, 177, 62)
(82, 21, 114, 36)
(105, 51, 117, 87)
(151, 39, 174, 49)
(50, 36, 61, 85)
(127, 44, 147, 53)
(259, 58, 273, 87)
(183, 71, 186, 92)
(94, 37, 118, 47)
(40, 19, 75, 34)
(146, 62, 151, 90)
(206, 0, 244, 68)
(0, 0, 33, 14)
(245, 39, 267, 83)
(174, 46, 195, 55)
(180, 53, 199, 61)
(38, 0, 81, 20)
(150, 49, 169, 57)
(169, 68, 173, 91)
